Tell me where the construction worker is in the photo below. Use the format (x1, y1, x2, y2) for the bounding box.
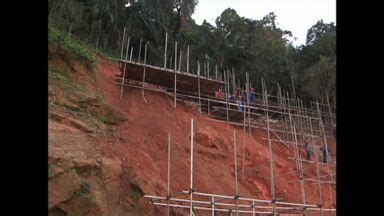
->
(250, 87, 256, 104)
(229, 94, 235, 101)
(215, 88, 223, 99)
(242, 88, 247, 103)
(320, 145, 328, 163)
(219, 88, 224, 99)
(304, 141, 313, 161)
(237, 96, 244, 112)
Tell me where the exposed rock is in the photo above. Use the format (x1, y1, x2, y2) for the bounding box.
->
(48, 170, 82, 209)
(101, 158, 122, 200)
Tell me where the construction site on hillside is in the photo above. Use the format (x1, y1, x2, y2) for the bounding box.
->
(110, 31, 336, 216)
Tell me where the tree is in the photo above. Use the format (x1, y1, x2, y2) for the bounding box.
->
(48, 2, 335, 103)
(293, 20, 336, 103)
(306, 20, 336, 45)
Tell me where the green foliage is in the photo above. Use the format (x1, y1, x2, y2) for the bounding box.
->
(49, 23, 95, 62)
(48, 64, 89, 96)
(302, 56, 336, 101)
(306, 20, 336, 46)
(48, 66, 71, 86)
(48, 0, 335, 103)
(293, 20, 336, 103)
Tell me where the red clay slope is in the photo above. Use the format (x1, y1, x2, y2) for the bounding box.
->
(48, 52, 335, 215)
(96, 57, 336, 207)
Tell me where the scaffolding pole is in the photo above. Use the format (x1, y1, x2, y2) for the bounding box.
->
(119, 37, 130, 100)
(232, 68, 236, 95)
(233, 130, 239, 216)
(242, 83, 246, 182)
(187, 45, 190, 74)
(263, 78, 276, 216)
(287, 92, 299, 173)
(246, 72, 251, 135)
(141, 42, 148, 103)
(129, 47, 133, 62)
(215, 64, 218, 80)
(148, 200, 335, 213)
(252, 201, 256, 216)
(120, 26, 126, 67)
(138, 38, 142, 62)
(164, 33, 168, 68)
(316, 101, 334, 211)
(310, 118, 323, 216)
(167, 132, 171, 216)
(175, 191, 323, 208)
(197, 61, 201, 117)
(224, 70, 229, 126)
(190, 118, 195, 216)
(150, 202, 274, 214)
(178, 50, 182, 72)
(207, 61, 210, 79)
(291, 72, 296, 101)
(293, 125, 307, 216)
(174, 41, 177, 108)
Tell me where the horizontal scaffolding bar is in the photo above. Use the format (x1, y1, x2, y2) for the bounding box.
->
(179, 191, 320, 208)
(151, 202, 274, 214)
(287, 157, 336, 167)
(145, 194, 335, 212)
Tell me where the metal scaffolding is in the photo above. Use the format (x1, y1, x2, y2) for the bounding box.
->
(114, 34, 336, 215)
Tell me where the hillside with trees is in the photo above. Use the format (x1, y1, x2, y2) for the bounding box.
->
(48, 0, 335, 104)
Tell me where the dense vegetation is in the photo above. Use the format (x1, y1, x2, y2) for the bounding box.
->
(48, 0, 336, 105)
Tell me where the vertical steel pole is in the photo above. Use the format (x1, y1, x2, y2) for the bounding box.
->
(233, 130, 239, 216)
(167, 133, 171, 216)
(187, 45, 190, 74)
(138, 38, 142, 62)
(190, 118, 194, 216)
(174, 41, 177, 108)
(197, 61, 201, 117)
(164, 33, 168, 68)
(120, 37, 130, 100)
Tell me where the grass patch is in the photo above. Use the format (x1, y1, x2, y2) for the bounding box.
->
(49, 64, 90, 98)
(49, 23, 95, 62)
(49, 67, 71, 85)
(98, 106, 122, 125)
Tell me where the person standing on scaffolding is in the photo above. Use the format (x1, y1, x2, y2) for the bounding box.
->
(250, 87, 256, 104)
(236, 96, 244, 112)
(215, 87, 223, 99)
(235, 87, 242, 99)
(320, 145, 328, 163)
(242, 88, 247, 103)
(304, 141, 313, 161)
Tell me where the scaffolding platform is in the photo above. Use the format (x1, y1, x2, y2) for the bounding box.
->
(117, 59, 226, 96)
